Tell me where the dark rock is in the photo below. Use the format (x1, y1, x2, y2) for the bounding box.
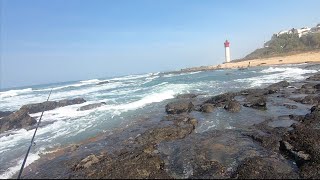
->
(165, 100, 194, 114)
(97, 81, 109, 85)
(21, 101, 58, 114)
(301, 95, 320, 105)
(283, 104, 298, 109)
(244, 95, 267, 110)
(240, 88, 269, 96)
(299, 162, 320, 179)
(163, 113, 198, 128)
(282, 125, 320, 164)
(57, 98, 86, 107)
(224, 100, 241, 112)
(296, 83, 317, 94)
(136, 124, 195, 145)
(77, 146, 172, 179)
(307, 73, 320, 81)
(280, 141, 311, 162)
(21, 98, 86, 114)
(0, 109, 37, 133)
(176, 93, 198, 99)
(233, 157, 299, 179)
(204, 92, 236, 106)
(0, 111, 13, 118)
(200, 103, 214, 113)
(315, 84, 320, 90)
(77, 102, 106, 111)
(74, 154, 100, 170)
(246, 131, 281, 151)
(267, 80, 290, 93)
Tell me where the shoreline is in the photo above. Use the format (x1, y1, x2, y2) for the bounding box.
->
(178, 51, 320, 73)
(15, 64, 320, 179)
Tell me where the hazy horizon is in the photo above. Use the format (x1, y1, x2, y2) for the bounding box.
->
(1, 0, 320, 89)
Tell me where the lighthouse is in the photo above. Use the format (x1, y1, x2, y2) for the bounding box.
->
(224, 40, 231, 63)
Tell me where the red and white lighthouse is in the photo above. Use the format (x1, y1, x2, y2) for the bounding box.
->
(224, 40, 231, 63)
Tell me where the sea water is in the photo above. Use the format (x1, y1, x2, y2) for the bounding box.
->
(0, 64, 317, 178)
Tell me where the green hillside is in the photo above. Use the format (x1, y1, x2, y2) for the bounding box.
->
(240, 32, 320, 61)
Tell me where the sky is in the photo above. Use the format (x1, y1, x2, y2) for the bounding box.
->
(1, 0, 320, 89)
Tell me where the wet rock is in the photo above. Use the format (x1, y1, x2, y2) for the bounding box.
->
(74, 154, 100, 170)
(224, 100, 241, 112)
(0, 109, 37, 133)
(57, 98, 86, 107)
(267, 80, 290, 93)
(97, 81, 109, 85)
(21, 101, 58, 114)
(136, 124, 195, 145)
(240, 88, 269, 96)
(204, 92, 236, 106)
(299, 162, 320, 179)
(70, 144, 80, 152)
(0, 111, 13, 118)
(280, 141, 311, 161)
(90, 146, 172, 179)
(21, 98, 86, 114)
(282, 125, 320, 164)
(307, 73, 320, 81)
(315, 83, 320, 90)
(199, 103, 214, 113)
(163, 113, 198, 128)
(165, 100, 194, 114)
(77, 102, 106, 111)
(243, 95, 267, 110)
(246, 131, 281, 151)
(296, 83, 317, 94)
(176, 93, 198, 99)
(283, 104, 298, 109)
(233, 157, 299, 179)
(300, 95, 320, 105)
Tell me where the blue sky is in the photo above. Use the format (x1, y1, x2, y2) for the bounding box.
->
(1, 0, 320, 89)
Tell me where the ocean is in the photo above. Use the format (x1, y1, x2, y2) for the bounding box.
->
(0, 64, 318, 178)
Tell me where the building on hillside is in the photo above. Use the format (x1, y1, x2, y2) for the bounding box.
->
(275, 27, 311, 38)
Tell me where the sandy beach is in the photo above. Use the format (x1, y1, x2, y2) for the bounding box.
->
(181, 51, 320, 72)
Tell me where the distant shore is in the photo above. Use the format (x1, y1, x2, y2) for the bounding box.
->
(178, 51, 320, 73)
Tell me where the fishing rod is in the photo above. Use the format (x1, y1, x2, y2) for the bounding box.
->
(17, 88, 53, 179)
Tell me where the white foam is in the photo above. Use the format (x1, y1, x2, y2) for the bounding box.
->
(0, 152, 41, 179)
(79, 79, 100, 84)
(237, 67, 318, 87)
(107, 90, 175, 112)
(0, 88, 33, 99)
(34, 79, 102, 92)
(110, 73, 153, 81)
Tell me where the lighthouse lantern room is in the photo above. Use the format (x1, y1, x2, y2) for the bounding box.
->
(224, 40, 231, 63)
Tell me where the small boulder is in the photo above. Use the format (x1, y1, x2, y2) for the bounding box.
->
(267, 80, 290, 93)
(233, 157, 299, 179)
(97, 81, 109, 85)
(244, 95, 267, 110)
(165, 100, 194, 114)
(176, 93, 198, 99)
(0, 109, 37, 133)
(224, 100, 241, 113)
(200, 103, 214, 113)
(307, 73, 320, 81)
(204, 92, 235, 106)
(75, 154, 99, 169)
(0, 111, 13, 118)
(77, 102, 106, 111)
(21, 101, 58, 114)
(57, 98, 86, 107)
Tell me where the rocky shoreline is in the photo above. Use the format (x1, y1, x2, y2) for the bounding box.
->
(5, 67, 320, 179)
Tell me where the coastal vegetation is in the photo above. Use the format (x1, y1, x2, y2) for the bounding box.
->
(240, 32, 320, 61)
